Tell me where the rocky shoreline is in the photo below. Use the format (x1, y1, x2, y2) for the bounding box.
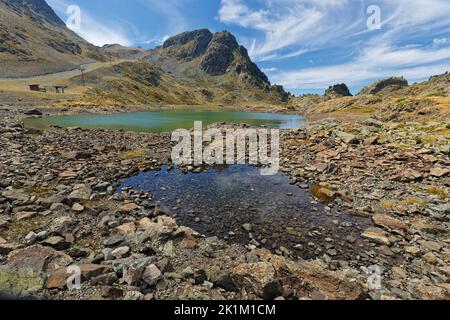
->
(0, 106, 448, 300)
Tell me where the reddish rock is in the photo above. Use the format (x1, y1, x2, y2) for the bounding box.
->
(7, 245, 73, 273)
(372, 214, 407, 232)
(47, 264, 112, 290)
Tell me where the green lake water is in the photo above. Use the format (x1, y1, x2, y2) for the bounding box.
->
(23, 109, 304, 133)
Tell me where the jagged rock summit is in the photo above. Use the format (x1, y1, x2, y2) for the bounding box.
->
(325, 84, 352, 98)
(149, 29, 270, 87)
(358, 77, 409, 95)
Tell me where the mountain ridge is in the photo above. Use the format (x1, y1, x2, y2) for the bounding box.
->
(0, 0, 107, 78)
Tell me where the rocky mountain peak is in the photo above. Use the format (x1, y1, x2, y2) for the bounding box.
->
(358, 77, 409, 95)
(153, 29, 270, 86)
(325, 84, 352, 98)
(1, 0, 65, 26)
(162, 29, 213, 61)
(199, 31, 239, 76)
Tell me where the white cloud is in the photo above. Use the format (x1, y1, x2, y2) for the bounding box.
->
(47, 0, 132, 46)
(433, 38, 450, 47)
(271, 44, 450, 89)
(75, 15, 132, 47)
(262, 67, 278, 73)
(218, 0, 362, 61)
(218, 0, 450, 90)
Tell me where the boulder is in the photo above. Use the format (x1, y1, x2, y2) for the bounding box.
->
(0, 267, 44, 298)
(68, 184, 92, 201)
(46, 264, 112, 290)
(334, 131, 359, 144)
(141, 264, 163, 286)
(7, 245, 73, 273)
(361, 228, 391, 246)
(231, 262, 277, 299)
(372, 214, 407, 232)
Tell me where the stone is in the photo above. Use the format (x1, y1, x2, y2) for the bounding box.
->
(372, 214, 407, 232)
(58, 170, 77, 178)
(90, 272, 119, 286)
(181, 266, 194, 280)
(141, 217, 176, 240)
(71, 203, 84, 212)
(100, 285, 123, 299)
(402, 169, 422, 181)
(346, 235, 357, 244)
(334, 131, 359, 144)
(163, 240, 175, 258)
(7, 245, 73, 273)
(415, 284, 447, 300)
(418, 240, 442, 252)
(285, 259, 364, 300)
(47, 264, 112, 289)
(0, 267, 44, 298)
(194, 269, 208, 285)
(0, 242, 22, 255)
(68, 184, 92, 201)
(16, 211, 37, 221)
(123, 291, 145, 300)
(141, 264, 163, 286)
(242, 223, 253, 232)
(430, 168, 448, 177)
(122, 258, 151, 286)
(25, 232, 38, 244)
(361, 228, 390, 246)
(103, 235, 125, 247)
(326, 249, 337, 257)
(392, 267, 407, 279)
(211, 272, 239, 292)
(116, 222, 136, 235)
(41, 236, 70, 251)
(111, 246, 130, 259)
(48, 216, 77, 236)
(422, 252, 438, 265)
(231, 262, 276, 299)
(262, 280, 283, 300)
(118, 203, 140, 213)
(2, 190, 29, 202)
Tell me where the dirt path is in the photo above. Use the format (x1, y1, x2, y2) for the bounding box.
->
(0, 60, 129, 93)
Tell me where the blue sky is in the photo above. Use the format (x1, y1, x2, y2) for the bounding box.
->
(47, 0, 450, 95)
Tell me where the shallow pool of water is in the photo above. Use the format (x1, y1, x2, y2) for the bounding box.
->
(24, 109, 303, 133)
(117, 165, 368, 259)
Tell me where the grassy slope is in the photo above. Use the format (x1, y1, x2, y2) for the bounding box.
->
(289, 74, 450, 123)
(0, 1, 105, 78)
(60, 60, 288, 107)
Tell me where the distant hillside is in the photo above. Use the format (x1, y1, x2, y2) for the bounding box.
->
(0, 1, 289, 106)
(100, 44, 147, 60)
(69, 29, 290, 106)
(0, 0, 106, 78)
(289, 73, 450, 122)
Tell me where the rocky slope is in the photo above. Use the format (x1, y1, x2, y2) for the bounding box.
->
(139, 29, 289, 105)
(0, 1, 288, 106)
(0, 106, 448, 300)
(0, 0, 106, 78)
(290, 73, 450, 123)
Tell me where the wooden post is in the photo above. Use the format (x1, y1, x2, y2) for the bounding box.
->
(79, 65, 86, 86)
